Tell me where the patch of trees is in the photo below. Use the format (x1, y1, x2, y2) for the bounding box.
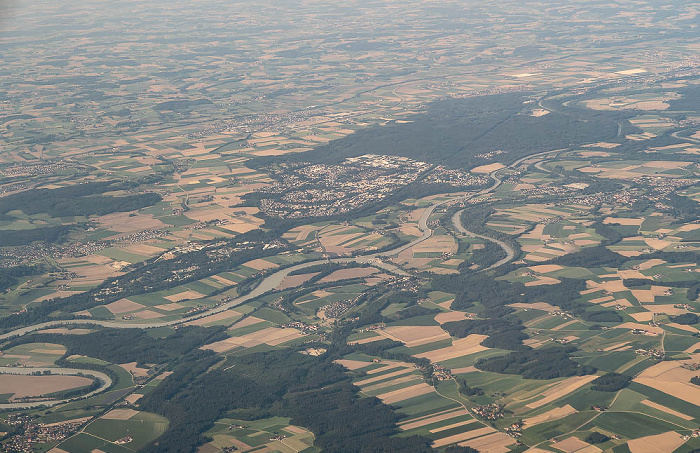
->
(445, 447, 479, 453)
(249, 93, 619, 170)
(475, 346, 596, 380)
(673, 313, 699, 325)
(433, 273, 526, 312)
(392, 305, 441, 321)
(0, 265, 42, 291)
(581, 310, 622, 323)
(139, 349, 433, 453)
(664, 193, 700, 221)
(466, 241, 507, 269)
(691, 376, 700, 386)
(592, 220, 637, 246)
(0, 180, 162, 219)
(0, 225, 76, 246)
(442, 318, 527, 351)
(590, 373, 631, 392)
(456, 377, 484, 397)
(623, 278, 656, 287)
(669, 84, 700, 112)
(646, 250, 698, 264)
(548, 246, 627, 268)
(5, 326, 226, 365)
(585, 432, 610, 444)
(688, 283, 700, 302)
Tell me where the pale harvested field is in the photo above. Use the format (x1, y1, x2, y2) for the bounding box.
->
(629, 312, 654, 322)
(0, 374, 94, 400)
(119, 362, 149, 378)
(229, 316, 266, 329)
(105, 298, 145, 314)
(510, 302, 559, 312)
(355, 368, 414, 386)
(125, 393, 143, 404)
(618, 270, 648, 280)
(399, 408, 467, 431)
(586, 279, 627, 293)
(432, 427, 495, 448)
(379, 326, 451, 347)
(376, 383, 435, 404)
(472, 163, 505, 173)
(203, 327, 303, 352)
(643, 305, 687, 315)
(603, 341, 632, 352)
(33, 290, 82, 303)
(165, 290, 206, 302)
(640, 400, 693, 420)
(634, 361, 700, 405)
(415, 334, 489, 362)
(666, 322, 698, 333)
(184, 310, 241, 326)
(276, 272, 319, 290)
(552, 436, 598, 453)
(525, 276, 561, 286)
(462, 432, 514, 453)
(529, 264, 564, 273)
(523, 405, 577, 427)
(637, 259, 666, 270)
(430, 419, 477, 433)
(153, 303, 184, 311)
(617, 323, 664, 335)
(434, 311, 470, 324)
(99, 212, 166, 233)
(363, 374, 422, 393)
(36, 328, 93, 335)
(630, 289, 654, 304)
(121, 244, 166, 256)
(365, 362, 406, 375)
(628, 432, 685, 453)
(102, 408, 139, 420)
(211, 275, 238, 286)
(527, 375, 598, 409)
(318, 267, 378, 283)
(412, 234, 457, 255)
(334, 359, 373, 370)
(603, 217, 644, 226)
(134, 310, 164, 319)
(243, 258, 279, 271)
(348, 335, 385, 345)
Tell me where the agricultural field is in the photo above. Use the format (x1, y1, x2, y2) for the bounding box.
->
(1, 0, 700, 452)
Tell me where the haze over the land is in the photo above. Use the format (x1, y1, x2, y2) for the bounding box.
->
(0, 1, 699, 453)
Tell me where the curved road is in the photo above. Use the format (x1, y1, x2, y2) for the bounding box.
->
(0, 149, 559, 340)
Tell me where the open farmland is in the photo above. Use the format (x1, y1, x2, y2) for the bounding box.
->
(1, 0, 700, 451)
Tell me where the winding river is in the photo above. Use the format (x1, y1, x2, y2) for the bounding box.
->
(0, 150, 561, 341)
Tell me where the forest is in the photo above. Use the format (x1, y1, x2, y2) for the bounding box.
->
(249, 93, 622, 170)
(0, 180, 162, 218)
(475, 346, 597, 379)
(139, 348, 434, 453)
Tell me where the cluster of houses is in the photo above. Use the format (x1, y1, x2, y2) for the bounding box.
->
(259, 154, 431, 218)
(1, 415, 85, 452)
